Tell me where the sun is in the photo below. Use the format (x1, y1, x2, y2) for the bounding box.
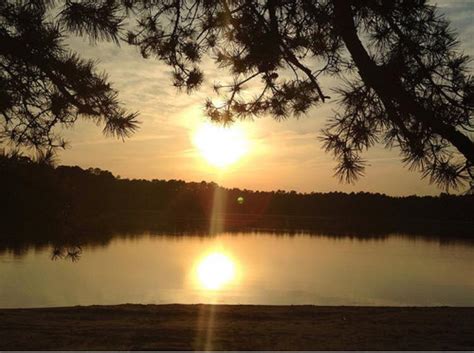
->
(193, 122, 249, 168)
(196, 252, 236, 290)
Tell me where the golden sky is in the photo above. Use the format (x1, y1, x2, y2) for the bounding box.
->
(58, 1, 474, 196)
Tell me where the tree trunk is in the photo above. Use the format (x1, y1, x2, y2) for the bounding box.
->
(332, 0, 474, 164)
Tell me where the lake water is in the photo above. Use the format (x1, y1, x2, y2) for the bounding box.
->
(0, 232, 473, 308)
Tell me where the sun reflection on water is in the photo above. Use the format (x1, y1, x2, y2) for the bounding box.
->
(196, 252, 236, 290)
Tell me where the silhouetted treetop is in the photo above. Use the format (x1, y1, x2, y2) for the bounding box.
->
(1, 0, 473, 190)
(0, 1, 138, 152)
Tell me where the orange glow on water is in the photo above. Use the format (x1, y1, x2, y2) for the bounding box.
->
(196, 252, 236, 290)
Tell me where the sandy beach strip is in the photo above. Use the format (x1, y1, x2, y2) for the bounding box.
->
(0, 304, 473, 350)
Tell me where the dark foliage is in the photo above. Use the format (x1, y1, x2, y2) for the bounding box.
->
(2, 154, 473, 240)
(60, 0, 474, 189)
(2, 0, 473, 190)
(0, 0, 138, 152)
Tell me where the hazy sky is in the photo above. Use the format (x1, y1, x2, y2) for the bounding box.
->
(57, 1, 474, 196)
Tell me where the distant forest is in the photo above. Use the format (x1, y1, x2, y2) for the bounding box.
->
(2, 154, 473, 238)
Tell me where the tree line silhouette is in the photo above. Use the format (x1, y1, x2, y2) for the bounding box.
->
(2, 152, 473, 239)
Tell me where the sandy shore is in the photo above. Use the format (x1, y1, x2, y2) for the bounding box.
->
(1, 304, 473, 350)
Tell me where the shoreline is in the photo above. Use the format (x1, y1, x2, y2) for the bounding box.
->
(1, 304, 473, 350)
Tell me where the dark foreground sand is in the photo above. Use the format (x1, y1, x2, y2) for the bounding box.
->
(1, 304, 473, 350)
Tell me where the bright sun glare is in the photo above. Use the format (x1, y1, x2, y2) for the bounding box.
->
(197, 252, 236, 290)
(193, 122, 249, 168)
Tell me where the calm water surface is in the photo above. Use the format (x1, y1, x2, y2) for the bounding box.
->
(1, 232, 473, 308)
